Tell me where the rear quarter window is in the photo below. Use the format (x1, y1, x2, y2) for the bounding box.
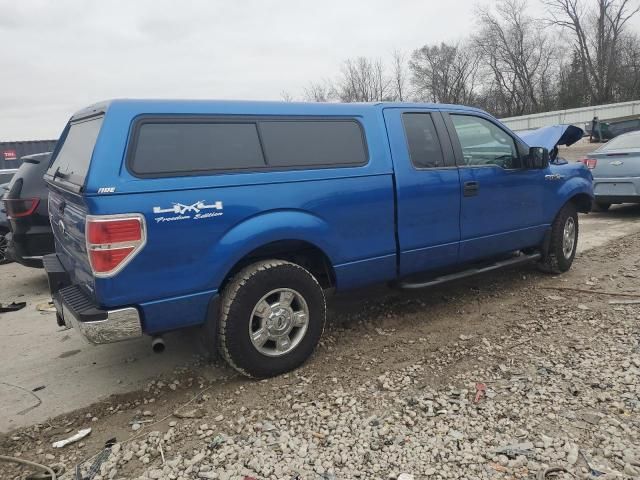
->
(128, 117, 368, 176)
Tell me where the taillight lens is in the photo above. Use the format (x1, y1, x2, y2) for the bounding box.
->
(3, 198, 40, 218)
(86, 215, 145, 277)
(89, 247, 136, 274)
(87, 218, 142, 244)
(581, 158, 597, 169)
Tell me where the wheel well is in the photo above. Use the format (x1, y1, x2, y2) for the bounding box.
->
(222, 240, 336, 290)
(570, 193, 592, 213)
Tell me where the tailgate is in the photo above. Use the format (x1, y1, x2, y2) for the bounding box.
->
(45, 115, 105, 300)
(48, 187, 95, 297)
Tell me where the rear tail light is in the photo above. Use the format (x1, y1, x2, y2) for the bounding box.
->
(86, 214, 146, 277)
(580, 158, 597, 169)
(2, 198, 40, 218)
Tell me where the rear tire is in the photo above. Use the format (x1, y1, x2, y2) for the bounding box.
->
(218, 260, 326, 378)
(592, 201, 611, 212)
(0, 229, 10, 265)
(539, 202, 579, 274)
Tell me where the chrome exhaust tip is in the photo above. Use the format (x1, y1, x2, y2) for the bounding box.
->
(151, 336, 165, 353)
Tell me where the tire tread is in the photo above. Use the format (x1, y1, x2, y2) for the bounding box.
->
(539, 202, 578, 274)
(218, 260, 325, 378)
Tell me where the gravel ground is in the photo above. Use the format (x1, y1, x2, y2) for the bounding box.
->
(3, 230, 640, 480)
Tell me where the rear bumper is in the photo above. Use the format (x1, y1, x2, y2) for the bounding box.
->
(594, 195, 640, 204)
(593, 177, 640, 204)
(7, 229, 54, 268)
(44, 254, 143, 344)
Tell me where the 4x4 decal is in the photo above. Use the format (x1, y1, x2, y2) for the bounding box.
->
(152, 201, 223, 223)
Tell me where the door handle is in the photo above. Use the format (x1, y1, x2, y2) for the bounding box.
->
(463, 181, 479, 197)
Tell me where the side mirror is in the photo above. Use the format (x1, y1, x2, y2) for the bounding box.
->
(525, 147, 550, 169)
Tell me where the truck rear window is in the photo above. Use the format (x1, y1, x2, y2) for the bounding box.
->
(129, 118, 367, 176)
(47, 116, 103, 187)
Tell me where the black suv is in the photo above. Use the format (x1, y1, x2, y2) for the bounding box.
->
(2, 153, 54, 267)
(0, 183, 10, 264)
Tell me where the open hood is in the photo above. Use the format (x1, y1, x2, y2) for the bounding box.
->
(517, 124, 584, 151)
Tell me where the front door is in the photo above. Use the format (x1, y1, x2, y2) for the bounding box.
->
(443, 112, 547, 263)
(383, 108, 461, 277)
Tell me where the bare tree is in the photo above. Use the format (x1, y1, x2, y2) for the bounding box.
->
(303, 81, 335, 102)
(616, 33, 640, 99)
(304, 54, 407, 103)
(474, 0, 558, 117)
(409, 42, 480, 104)
(543, 0, 640, 104)
(280, 90, 294, 102)
(557, 50, 591, 107)
(334, 57, 394, 102)
(391, 49, 408, 101)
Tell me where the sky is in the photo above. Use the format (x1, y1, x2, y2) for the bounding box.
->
(1, 0, 638, 140)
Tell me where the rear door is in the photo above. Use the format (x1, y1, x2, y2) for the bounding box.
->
(443, 112, 546, 263)
(383, 108, 461, 277)
(45, 115, 104, 295)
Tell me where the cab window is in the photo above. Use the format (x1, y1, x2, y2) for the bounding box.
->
(402, 113, 446, 169)
(451, 115, 521, 169)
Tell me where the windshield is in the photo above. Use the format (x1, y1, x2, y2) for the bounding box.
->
(599, 132, 640, 151)
(47, 116, 103, 187)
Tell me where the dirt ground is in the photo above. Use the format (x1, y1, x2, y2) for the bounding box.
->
(1, 202, 639, 479)
(558, 136, 595, 162)
(1, 205, 640, 433)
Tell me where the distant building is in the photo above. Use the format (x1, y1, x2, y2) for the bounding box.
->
(1, 140, 58, 169)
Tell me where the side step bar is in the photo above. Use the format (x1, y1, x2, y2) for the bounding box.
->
(397, 252, 542, 290)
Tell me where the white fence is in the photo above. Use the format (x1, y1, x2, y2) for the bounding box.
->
(500, 100, 640, 131)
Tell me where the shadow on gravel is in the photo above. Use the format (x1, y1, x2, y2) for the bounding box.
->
(592, 203, 640, 218)
(326, 262, 539, 331)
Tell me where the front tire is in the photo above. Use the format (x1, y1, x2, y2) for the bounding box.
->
(218, 260, 326, 378)
(539, 203, 579, 274)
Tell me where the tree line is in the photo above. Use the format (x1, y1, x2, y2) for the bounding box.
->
(297, 0, 640, 118)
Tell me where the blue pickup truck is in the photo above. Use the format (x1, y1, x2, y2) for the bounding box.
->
(43, 100, 593, 377)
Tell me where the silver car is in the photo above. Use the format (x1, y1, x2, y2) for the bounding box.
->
(585, 130, 640, 211)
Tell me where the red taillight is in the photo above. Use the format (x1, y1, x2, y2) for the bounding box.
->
(89, 247, 135, 274)
(87, 218, 142, 244)
(3, 198, 40, 218)
(86, 215, 145, 276)
(580, 158, 597, 169)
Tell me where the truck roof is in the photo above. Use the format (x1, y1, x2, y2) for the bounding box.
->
(70, 99, 487, 121)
